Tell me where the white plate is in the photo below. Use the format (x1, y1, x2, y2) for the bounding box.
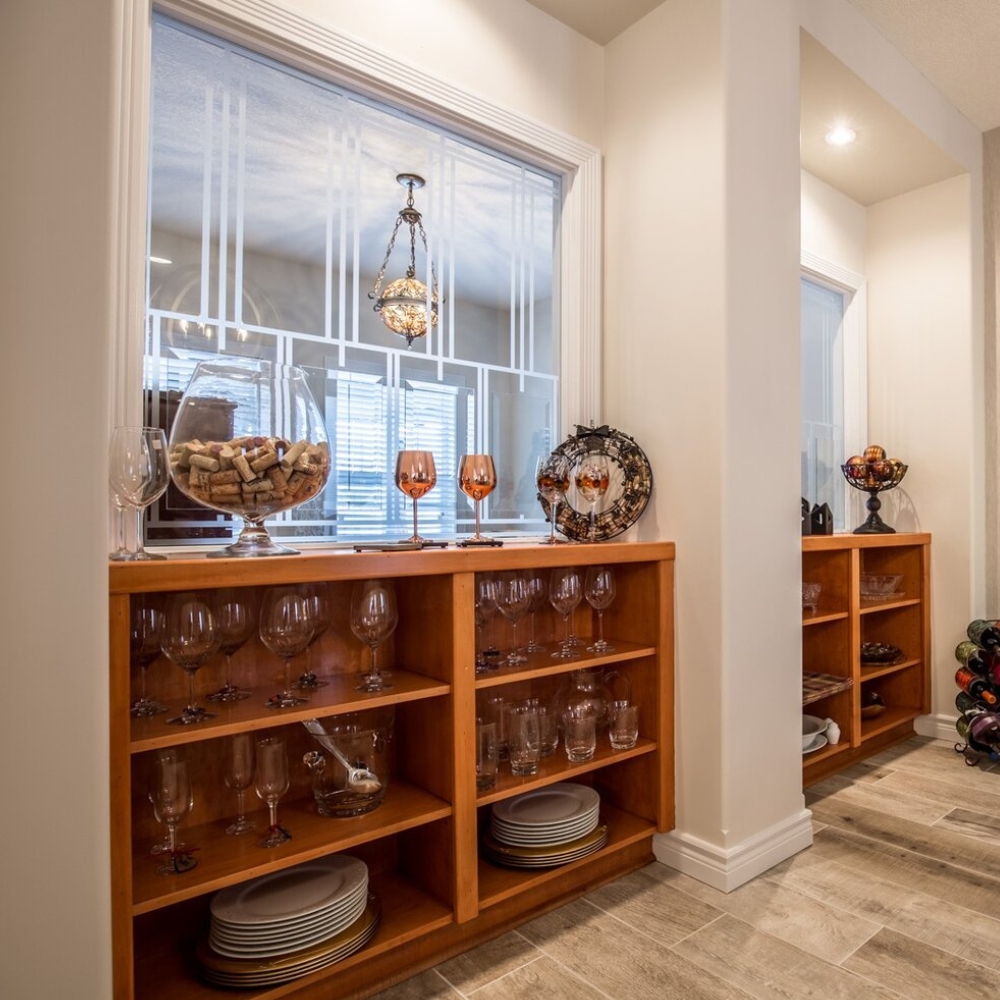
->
(803, 734, 828, 755)
(491, 783, 600, 828)
(490, 814, 598, 846)
(210, 881, 368, 939)
(210, 855, 368, 928)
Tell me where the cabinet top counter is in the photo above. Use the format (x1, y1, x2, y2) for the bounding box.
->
(110, 540, 676, 595)
(802, 532, 931, 552)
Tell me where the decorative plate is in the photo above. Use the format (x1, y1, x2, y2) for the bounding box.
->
(539, 425, 653, 542)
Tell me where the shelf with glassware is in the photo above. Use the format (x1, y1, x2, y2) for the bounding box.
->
(109, 541, 674, 1000)
(801, 533, 930, 785)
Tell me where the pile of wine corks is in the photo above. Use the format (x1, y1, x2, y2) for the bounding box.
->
(170, 435, 329, 514)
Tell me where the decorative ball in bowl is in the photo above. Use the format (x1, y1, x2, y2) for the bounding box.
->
(841, 445, 907, 534)
(860, 574, 903, 599)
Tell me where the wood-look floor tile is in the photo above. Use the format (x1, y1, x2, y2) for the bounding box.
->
(806, 773, 951, 825)
(518, 896, 752, 1000)
(368, 969, 464, 999)
(672, 912, 905, 1000)
(843, 927, 997, 1000)
(875, 765, 1000, 818)
(466, 955, 608, 1000)
(933, 806, 1000, 845)
(865, 737, 995, 786)
(435, 930, 543, 993)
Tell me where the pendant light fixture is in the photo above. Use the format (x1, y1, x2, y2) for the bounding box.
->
(369, 173, 439, 347)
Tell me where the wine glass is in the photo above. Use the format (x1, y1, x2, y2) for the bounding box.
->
(395, 450, 438, 544)
(474, 574, 499, 672)
(108, 425, 169, 561)
(224, 733, 256, 835)
(535, 453, 570, 544)
(549, 567, 582, 658)
(255, 737, 291, 848)
(150, 756, 196, 874)
(109, 488, 131, 561)
(574, 453, 610, 542)
(129, 597, 168, 717)
(259, 586, 314, 709)
(161, 592, 220, 725)
(350, 579, 398, 692)
(293, 582, 332, 690)
(457, 453, 497, 544)
(525, 572, 548, 653)
(207, 588, 255, 702)
(495, 571, 530, 665)
(585, 566, 617, 653)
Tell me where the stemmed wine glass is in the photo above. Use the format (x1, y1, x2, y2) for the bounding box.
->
(259, 586, 314, 709)
(549, 567, 582, 658)
(161, 592, 220, 725)
(525, 572, 548, 653)
(108, 425, 169, 561)
(109, 489, 131, 561)
(395, 450, 438, 545)
(495, 571, 530, 665)
(474, 574, 499, 672)
(350, 579, 398, 692)
(294, 583, 331, 690)
(224, 733, 256, 835)
(207, 588, 255, 702)
(130, 597, 168, 717)
(574, 453, 610, 542)
(535, 453, 570, 544)
(150, 756, 196, 874)
(255, 737, 291, 848)
(584, 566, 617, 653)
(458, 453, 497, 544)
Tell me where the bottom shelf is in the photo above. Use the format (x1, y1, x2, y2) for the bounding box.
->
(860, 704, 920, 741)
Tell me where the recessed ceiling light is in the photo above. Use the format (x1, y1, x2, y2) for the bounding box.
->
(149, 255, 173, 265)
(824, 124, 857, 146)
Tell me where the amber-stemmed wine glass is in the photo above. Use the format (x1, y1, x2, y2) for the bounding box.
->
(255, 737, 291, 848)
(108, 425, 169, 561)
(549, 567, 582, 658)
(574, 453, 610, 542)
(224, 733, 256, 836)
(474, 574, 499, 672)
(259, 586, 314, 709)
(207, 588, 255, 702)
(150, 756, 196, 874)
(395, 450, 438, 544)
(161, 592, 220, 725)
(350, 579, 398, 692)
(584, 566, 617, 653)
(535, 453, 570, 544)
(130, 597, 168, 717)
(294, 582, 332, 690)
(525, 571, 549, 653)
(458, 453, 497, 544)
(495, 571, 530, 665)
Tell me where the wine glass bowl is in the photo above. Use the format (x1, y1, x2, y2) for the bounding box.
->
(584, 566, 617, 653)
(535, 453, 570, 545)
(457, 453, 497, 544)
(109, 425, 170, 561)
(573, 454, 610, 542)
(160, 592, 220, 725)
(350, 579, 398, 692)
(259, 586, 314, 709)
(167, 360, 331, 557)
(395, 450, 438, 544)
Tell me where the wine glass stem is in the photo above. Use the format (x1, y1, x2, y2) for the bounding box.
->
(187, 671, 197, 712)
(511, 619, 519, 652)
(236, 788, 245, 821)
(134, 506, 145, 554)
(589, 503, 596, 541)
(139, 664, 149, 702)
(224, 653, 233, 688)
(166, 821, 177, 855)
(369, 644, 379, 683)
(597, 611, 605, 644)
(564, 613, 572, 646)
(412, 498, 419, 539)
(283, 657, 293, 695)
(474, 498, 482, 538)
(268, 800, 278, 829)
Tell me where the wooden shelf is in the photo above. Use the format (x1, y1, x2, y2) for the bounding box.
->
(474, 640, 655, 688)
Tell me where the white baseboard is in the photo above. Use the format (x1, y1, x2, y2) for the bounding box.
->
(652, 808, 814, 893)
(915, 712, 957, 743)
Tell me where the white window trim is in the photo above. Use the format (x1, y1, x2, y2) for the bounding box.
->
(110, 0, 602, 435)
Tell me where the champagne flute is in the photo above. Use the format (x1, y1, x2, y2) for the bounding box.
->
(207, 588, 255, 702)
(474, 573, 499, 672)
(259, 586, 314, 709)
(224, 733, 256, 835)
(574, 453, 610, 542)
(549, 567, 581, 658)
(457, 453, 497, 544)
(525, 571, 549, 653)
(130, 597, 168, 717)
(495, 571, 530, 665)
(535, 453, 570, 544)
(161, 592, 220, 724)
(255, 737, 291, 848)
(108, 425, 169, 561)
(350, 579, 398, 692)
(294, 582, 332, 690)
(150, 756, 196, 874)
(584, 566, 617, 653)
(395, 450, 438, 544)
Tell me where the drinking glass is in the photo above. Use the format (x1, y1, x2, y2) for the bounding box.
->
(295, 582, 332, 690)
(549, 567, 582, 658)
(395, 450, 438, 544)
(108, 425, 169, 561)
(207, 588, 255, 702)
(495, 571, 530, 665)
(150, 756, 196, 874)
(573, 453, 610, 542)
(224, 733, 256, 835)
(255, 737, 291, 848)
(350, 579, 398, 692)
(474, 573, 499, 672)
(609, 703, 639, 750)
(475, 719, 498, 790)
(259, 586, 314, 709)
(525, 572, 548, 653)
(535, 453, 570, 544)
(457, 453, 497, 544)
(584, 566, 617, 653)
(161, 592, 220, 725)
(507, 702, 541, 776)
(563, 706, 597, 762)
(130, 597, 168, 717)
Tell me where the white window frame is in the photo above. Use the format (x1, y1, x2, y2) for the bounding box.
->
(109, 0, 602, 446)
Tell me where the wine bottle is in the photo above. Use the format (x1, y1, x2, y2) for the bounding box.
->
(956, 690, 986, 714)
(968, 619, 1000, 650)
(955, 666, 999, 704)
(956, 640, 981, 664)
(969, 711, 1000, 748)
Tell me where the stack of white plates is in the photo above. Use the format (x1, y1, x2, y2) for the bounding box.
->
(197, 855, 378, 988)
(483, 783, 607, 869)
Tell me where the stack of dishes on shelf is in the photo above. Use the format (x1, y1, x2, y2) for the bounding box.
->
(481, 782, 607, 869)
(196, 854, 379, 988)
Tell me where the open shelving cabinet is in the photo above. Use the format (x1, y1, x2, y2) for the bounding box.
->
(801, 532, 930, 785)
(109, 541, 675, 1000)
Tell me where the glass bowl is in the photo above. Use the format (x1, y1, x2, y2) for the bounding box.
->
(860, 574, 903, 598)
(168, 360, 330, 556)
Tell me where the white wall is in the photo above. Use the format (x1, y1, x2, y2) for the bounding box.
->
(801, 169, 867, 275)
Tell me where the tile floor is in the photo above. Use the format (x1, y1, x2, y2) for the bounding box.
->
(370, 737, 1000, 999)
